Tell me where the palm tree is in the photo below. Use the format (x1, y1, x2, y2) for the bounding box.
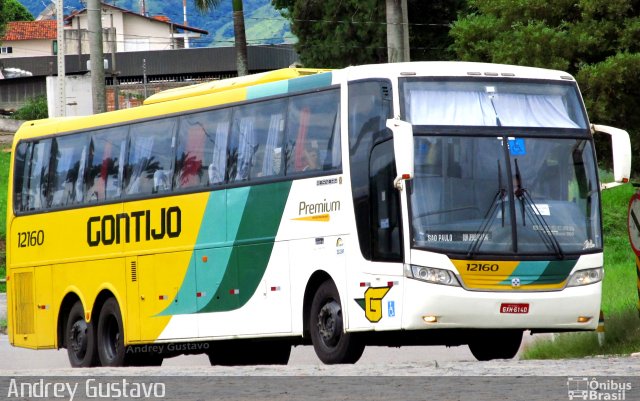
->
(194, 0, 249, 76)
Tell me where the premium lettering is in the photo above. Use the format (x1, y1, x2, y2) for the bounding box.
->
(298, 199, 340, 216)
(87, 207, 181, 247)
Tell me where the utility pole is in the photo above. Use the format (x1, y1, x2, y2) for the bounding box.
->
(183, 0, 189, 49)
(88, 0, 106, 113)
(386, 0, 410, 62)
(110, 13, 119, 111)
(56, 0, 66, 116)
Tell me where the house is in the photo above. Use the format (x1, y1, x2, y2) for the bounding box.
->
(64, 2, 208, 54)
(0, 20, 57, 58)
(0, 2, 207, 61)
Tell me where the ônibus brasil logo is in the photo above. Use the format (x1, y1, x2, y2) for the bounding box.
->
(567, 377, 632, 400)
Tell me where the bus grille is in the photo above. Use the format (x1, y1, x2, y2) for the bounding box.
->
(14, 272, 35, 334)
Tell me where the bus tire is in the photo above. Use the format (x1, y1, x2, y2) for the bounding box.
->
(309, 280, 364, 364)
(468, 329, 523, 361)
(96, 298, 127, 367)
(65, 300, 98, 367)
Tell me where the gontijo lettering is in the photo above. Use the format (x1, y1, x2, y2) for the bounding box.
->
(87, 206, 181, 247)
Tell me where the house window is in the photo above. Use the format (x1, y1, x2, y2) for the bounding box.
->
(1, 47, 13, 54)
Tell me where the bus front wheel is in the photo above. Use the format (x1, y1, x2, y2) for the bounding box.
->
(65, 301, 98, 367)
(468, 329, 523, 361)
(96, 298, 127, 367)
(309, 280, 365, 364)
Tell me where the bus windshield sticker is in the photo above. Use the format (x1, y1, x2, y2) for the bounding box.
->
(508, 138, 526, 155)
(424, 232, 492, 242)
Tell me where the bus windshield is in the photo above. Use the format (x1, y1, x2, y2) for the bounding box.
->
(402, 79, 588, 129)
(409, 135, 601, 257)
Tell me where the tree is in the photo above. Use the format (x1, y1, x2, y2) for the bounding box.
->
(195, 0, 248, 76)
(4, 0, 34, 22)
(1, 0, 35, 43)
(272, 0, 465, 68)
(450, 0, 640, 176)
(272, 0, 387, 68)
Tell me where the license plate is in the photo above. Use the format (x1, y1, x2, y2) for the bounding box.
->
(500, 303, 529, 314)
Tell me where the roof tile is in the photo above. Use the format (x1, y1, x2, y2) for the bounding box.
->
(3, 21, 57, 41)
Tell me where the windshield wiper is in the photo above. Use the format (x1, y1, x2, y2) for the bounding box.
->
(514, 159, 564, 259)
(466, 160, 506, 258)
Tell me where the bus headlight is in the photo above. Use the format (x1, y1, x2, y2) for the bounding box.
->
(407, 265, 460, 287)
(567, 267, 603, 287)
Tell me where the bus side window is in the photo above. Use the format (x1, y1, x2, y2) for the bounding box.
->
(175, 108, 231, 190)
(85, 127, 127, 202)
(124, 118, 176, 196)
(13, 142, 30, 212)
(21, 139, 52, 211)
(228, 100, 286, 183)
(49, 133, 90, 208)
(285, 89, 341, 175)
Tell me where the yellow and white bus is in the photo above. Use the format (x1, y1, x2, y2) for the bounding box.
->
(6, 62, 631, 367)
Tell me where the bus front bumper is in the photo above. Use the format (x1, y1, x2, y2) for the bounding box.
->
(401, 278, 601, 331)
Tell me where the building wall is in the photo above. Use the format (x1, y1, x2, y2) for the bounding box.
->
(46, 74, 93, 117)
(0, 39, 53, 58)
(68, 10, 178, 53)
(122, 13, 176, 51)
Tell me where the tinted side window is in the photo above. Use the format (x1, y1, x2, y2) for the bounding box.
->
(13, 142, 29, 212)
(49, 134, 90, 208)
(228, 99, 286, 183)
(370, 140, 402, 261)
(85, 127, 128, 202)
(348, 80, 393, 260)
(286, 90, 341, 175)
(18, 139, 52, 211)
(124, 119, 177, 196)
(174, 108, 231, 190)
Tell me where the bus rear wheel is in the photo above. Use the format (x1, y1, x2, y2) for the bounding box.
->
(65, 301, 98, 367)
(96, 298, 127, 367)
(309, 280, 364, 364)
(468, 329, 523, 361)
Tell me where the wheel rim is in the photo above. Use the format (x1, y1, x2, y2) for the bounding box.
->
(101, 314, 120, 362)
(317, 300, 342, 347)
(69, 319, 88, 360)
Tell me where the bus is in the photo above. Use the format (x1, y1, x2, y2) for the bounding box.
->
(6, 62, 631, 367)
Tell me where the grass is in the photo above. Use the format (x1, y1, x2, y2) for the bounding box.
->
(522, 183, 640, 359)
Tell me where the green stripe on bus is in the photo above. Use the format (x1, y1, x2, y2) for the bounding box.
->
(498, 260, 576, 286)
(199, 181, 292, 312)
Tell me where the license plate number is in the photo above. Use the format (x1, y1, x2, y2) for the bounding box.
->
(500, 303, 529, 314)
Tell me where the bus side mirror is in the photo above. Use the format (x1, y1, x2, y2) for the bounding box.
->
(386, 118, 414, 190)
(591, 124, 632, 190)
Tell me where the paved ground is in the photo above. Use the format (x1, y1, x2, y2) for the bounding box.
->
(0, 131, 14, 145)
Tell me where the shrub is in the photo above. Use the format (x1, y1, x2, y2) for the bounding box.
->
(12, 95, 48, 120)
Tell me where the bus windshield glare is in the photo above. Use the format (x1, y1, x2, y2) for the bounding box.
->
(402, 79, 600, 257)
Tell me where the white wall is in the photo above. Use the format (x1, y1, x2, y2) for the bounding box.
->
(46, 74, 93, 118)
(0, 39, 53, 58)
